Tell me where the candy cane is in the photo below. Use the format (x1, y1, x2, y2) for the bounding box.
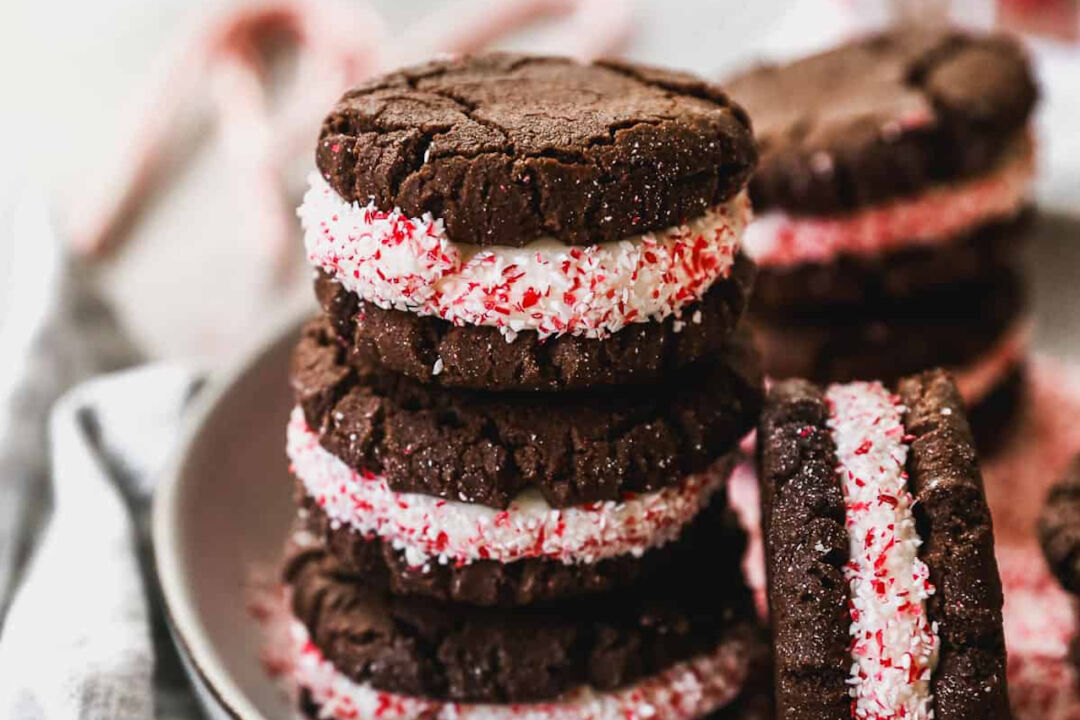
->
(70, 0, 633, 287)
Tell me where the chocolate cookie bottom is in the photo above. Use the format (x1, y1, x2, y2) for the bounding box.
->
(751, 210, 1031, 316)
(284, 532, 760, 704)
(297, 476, 746, 607)
(317, 254, 756, 392)
(751, 267, 1023, 382)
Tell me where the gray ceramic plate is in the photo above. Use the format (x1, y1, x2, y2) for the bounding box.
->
(153, 315, 304, 720)
(151, 210, 1080, 720)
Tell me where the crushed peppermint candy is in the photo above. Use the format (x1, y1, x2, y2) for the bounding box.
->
(299, 172, 750, 341)
(286, 618, 749, 720)
(745, 133, 1034, 268)
(287, 407, 734, 568)
(826, 382, 939, 720)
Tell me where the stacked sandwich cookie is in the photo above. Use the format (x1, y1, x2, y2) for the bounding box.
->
(757, 369, 1011, 719)
(726, 28, 1038, 450)
(284, 53, 769, 720)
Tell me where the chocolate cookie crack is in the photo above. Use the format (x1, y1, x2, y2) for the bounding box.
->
(596, 58, 753, 124)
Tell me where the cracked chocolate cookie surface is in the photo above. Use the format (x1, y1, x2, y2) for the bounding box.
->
(316, 53, 756, 247)
(290, 319, 762, 509)
(726, 28, 1036, 214)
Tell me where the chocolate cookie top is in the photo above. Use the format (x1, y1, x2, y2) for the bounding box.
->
(298, 481, 746, 607)
(726, 28, 1036, 214)
(316, 53, 756, 247)
(316, 252, 756, 392)
(1039, 456, 1080, 594)
(291, 318, 762, 509)
(758, 370, 1009, 720)
(284, 531, 762, 704)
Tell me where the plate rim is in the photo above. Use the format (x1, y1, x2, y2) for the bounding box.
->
(152, 303, 309, 720)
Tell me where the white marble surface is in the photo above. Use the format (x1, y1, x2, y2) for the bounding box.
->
(1, 0, 1077, 364)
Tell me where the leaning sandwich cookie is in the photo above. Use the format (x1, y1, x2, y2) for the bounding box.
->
(757, 369, 1009, 720)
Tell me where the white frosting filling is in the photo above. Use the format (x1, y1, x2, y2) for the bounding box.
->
(299, 173, 750, 340)
(287, 407, 733, 568)
(826, 381, 939, 720)
(288, 619, 749, 720)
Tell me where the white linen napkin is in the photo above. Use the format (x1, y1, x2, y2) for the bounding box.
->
(0, 187, 202, 719)
(0, 365, 203, 720)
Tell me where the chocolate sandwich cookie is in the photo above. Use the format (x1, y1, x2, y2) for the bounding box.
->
(1038, 455, 1080, 594)
(726, 29, 1036, 215)
(723, 29, 1035, 458)
(301, 54, 758, 385)
(297, 480, 746, 607)
(290, 318, 762, 509)
(314, 253, 756, 392)
(757, 369, 1008, 720)
(284, 532, 764, 705)
(316, 53, 755, 248)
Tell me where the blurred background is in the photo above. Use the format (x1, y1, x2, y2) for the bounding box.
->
(0, 2, 1077, 715)
(1, 0, 1077, 369)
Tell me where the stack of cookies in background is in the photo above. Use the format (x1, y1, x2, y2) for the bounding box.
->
(726, 28, 1038, 450)
(283, 54, 767, 720)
